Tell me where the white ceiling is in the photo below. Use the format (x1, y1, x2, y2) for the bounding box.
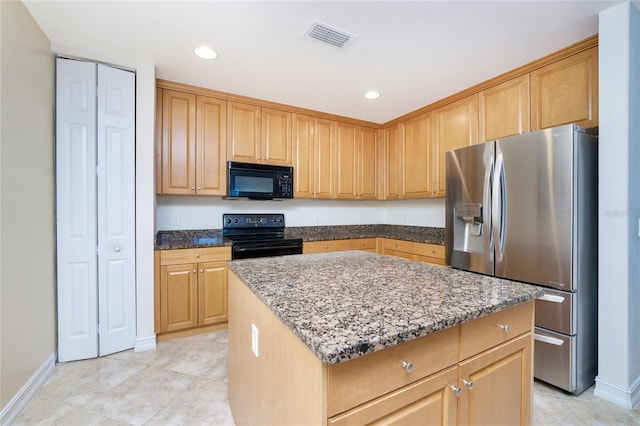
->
(24, 1, 620, 124)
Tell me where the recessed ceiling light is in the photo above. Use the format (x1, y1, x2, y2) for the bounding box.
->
(194, 46, 218, 60)
(364, 90, 380, 100)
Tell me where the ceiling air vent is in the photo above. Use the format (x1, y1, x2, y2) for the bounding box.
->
(303, 20, 357, 48)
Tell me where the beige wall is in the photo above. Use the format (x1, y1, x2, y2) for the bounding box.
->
(0, 0, 56, 410)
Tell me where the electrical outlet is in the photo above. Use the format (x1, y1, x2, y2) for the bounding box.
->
(251, 323, 259, 357)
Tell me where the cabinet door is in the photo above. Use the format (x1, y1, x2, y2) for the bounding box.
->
(161, 89, 196, 194)
(385, 126, 401, 200)
(433, 94, 478, 197)
(315, 118, 336, 199)
(458, 333, 533, 426)
(262, 108, 292, 166)
(530, 47, 598, 130)
(292, 114, 314, 198)
(335, 122, 358, 199)
(358, 127, 378, 200)
(227, 101, 261, 163)
(328, 367, 458, 426)
(196, 96, 227, 195)
(479, 75, 530, 142)
(160, 264, 198, 332)
(198, 261, 228, 326)
(401, 113, 431, 198)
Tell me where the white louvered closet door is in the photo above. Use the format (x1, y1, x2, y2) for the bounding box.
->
(56, 58, 136, 362)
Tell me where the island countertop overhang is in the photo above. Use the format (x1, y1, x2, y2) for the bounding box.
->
(228, 250, 543, 365)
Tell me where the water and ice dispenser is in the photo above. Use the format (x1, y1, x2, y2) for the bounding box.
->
(453, 203, 484, 254)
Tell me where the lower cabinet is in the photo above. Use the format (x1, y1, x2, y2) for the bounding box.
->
(155, 247, 231, 338)
(381, 238, 446, 265)
(303, 238, 377, 254)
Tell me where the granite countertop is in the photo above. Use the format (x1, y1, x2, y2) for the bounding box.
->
(155, 224, 445, 250)
(228, 251, 543, 365)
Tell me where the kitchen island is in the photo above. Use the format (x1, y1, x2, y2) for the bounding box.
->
(227, 251, 542, 425)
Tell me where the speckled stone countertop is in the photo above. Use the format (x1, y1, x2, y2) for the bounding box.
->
(228, 251, 543, 365)
(155, 224, 444, 249)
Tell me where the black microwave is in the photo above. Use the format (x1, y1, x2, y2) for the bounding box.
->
(227, 161, 293, 200)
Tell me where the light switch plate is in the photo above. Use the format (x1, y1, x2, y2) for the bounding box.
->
(251, 323, 259, 357)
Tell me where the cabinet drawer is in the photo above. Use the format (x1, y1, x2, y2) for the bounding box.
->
(348, 238, 377, 251)
(459, 301, 534, 360)
(413, 242, 445, 260)
(327, 326, 459, 417)
(303, 240, 349, 254)
(382, 238, 414, 253)
(328, 366, 458, 426)
(159, 247, 231, 266)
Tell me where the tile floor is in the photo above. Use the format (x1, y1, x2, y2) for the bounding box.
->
(15, 330, 640, 425)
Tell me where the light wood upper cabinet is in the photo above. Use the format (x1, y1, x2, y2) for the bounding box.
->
(226, 101, 261, 163)
(479, 75, 530, 142)
(292, 114, 335, 199)
(433, 94, 479, 197)
(160, 89, 196, 194)
(335, 122, 358, 199)
(157, 89, 227, 195)
(401, 113, 432, 198)
(530, 46, 598, 130)
(262, 107, 292, 165)
(384, 126, 401, 200)
(227, 101, 292, 166)
(359, 127, 378, 200)
(196, 96, 227, 195)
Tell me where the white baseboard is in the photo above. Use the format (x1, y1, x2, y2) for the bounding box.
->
(594, 375, 640, 409)
(135, 334, 156, 352)
(0, 353, 55, 425)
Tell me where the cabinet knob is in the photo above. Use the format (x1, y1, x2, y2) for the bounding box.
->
(192, 269, 197, 273)
(498, 324, 511, 332)
(197, 186, 201, 190)
(191, 186, 195, 190)
(450, 385, 462, 397)
(200, 269, 203, 273)
(432, 250, 436, 254)
(324, 245, 329, 249)
(463, 379, 474, 389)
(196, 254, 200, 258)
(401, 360, 414, 373)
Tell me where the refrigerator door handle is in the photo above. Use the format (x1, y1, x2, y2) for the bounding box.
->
(484, 153, 494, 263)
(492, 149, 506, 261)
(534, 333, 565, 346)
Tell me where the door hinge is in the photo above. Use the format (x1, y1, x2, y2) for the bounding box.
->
(97, 323, 102, 335)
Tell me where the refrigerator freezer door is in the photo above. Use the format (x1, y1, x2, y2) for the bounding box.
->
(446, 142, 494, 275)
(494, 126, 574, 290)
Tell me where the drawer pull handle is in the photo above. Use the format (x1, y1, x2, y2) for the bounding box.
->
(450, 385, 462, 396)
(401, 360, 414, 373)
(462, 379, 474, 389)
(498, 324, 510, 332)
(534, 333, 564, 346)
(537, 294, 565, 303)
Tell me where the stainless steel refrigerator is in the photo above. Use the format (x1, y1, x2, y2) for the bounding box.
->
(445, 124, 598, 394)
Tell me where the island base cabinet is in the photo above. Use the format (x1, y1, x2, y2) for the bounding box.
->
(328, 367, 458, 426)
(457, 333, 533, 426)
(228, 267, 534, 426)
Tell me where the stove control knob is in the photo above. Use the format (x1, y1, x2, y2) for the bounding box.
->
(233, 218, 239, 224)
(225, 218, 231, 224)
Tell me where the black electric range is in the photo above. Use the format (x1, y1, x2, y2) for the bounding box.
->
(222, 213, 303, 260)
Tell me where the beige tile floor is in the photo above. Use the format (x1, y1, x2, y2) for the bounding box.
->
(15, 330, 640, 425)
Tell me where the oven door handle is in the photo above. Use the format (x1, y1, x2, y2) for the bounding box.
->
(234, 243, 303, 252)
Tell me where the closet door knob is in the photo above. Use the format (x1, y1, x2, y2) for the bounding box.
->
(113, 246, 121, 252)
